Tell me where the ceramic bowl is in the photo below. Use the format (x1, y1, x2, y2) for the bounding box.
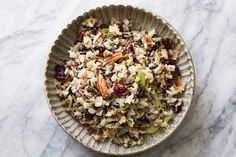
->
(45, 5, 195, 155)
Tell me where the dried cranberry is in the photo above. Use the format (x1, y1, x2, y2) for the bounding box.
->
(113, 83, 128, 96)
(123, 42, 133, 55)
(162, 38, 175, 50)
(55, 73, 65, 80)
(55, 65, 65, 81)
(116, 23, 124, 32)
(163, 59, 176, 65)
(95, 46, 105, 57)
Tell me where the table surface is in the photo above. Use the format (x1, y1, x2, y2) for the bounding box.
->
(1, 0, 236, 157)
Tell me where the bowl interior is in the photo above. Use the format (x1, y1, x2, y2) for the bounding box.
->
(45, 5, 194, 155)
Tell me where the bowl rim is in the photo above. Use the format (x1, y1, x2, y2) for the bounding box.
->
(44, 4, 195, 155)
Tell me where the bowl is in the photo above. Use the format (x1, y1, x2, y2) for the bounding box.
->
(45, 5, 195, 155)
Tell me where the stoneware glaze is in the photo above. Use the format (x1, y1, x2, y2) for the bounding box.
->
(45, 5, 195, 155)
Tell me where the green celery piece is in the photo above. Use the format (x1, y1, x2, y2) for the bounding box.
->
(101, 28, 109, 35)
(164, 115, 172, 122)
(101, 28, 113, 37)
(147, 28, 156, 36)
(152, 98, 161, 108)
(67, 95, 73, 109)
(138, 99, 149, 108)
(148, 93, 161, 108)
(137, 69, 146, 87)
(145, 126, 159, 134)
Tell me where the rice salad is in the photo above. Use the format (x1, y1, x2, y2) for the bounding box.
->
(55, 17, 185, 147)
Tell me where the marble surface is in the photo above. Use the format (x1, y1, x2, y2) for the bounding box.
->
(0, 0, 236, 156)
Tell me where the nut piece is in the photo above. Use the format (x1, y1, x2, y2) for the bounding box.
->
(144, 34, 153, 44)
(103, 49, 113, 58)
(96, 72, 108, 98)
(105, 52, 123, 64)
(174, 79, 185, 93)
(77, 31, 84, 42)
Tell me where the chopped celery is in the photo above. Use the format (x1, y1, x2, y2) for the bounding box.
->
(101, 28, 113, 37)
(148, 93, 161, 108)
(147, 28, 156, 36)
(163, 115, 172, 122)
(145, 126, 159, 134)
(152, 98, 161, 108)
(101, 28, 109, 35)
(137, 69, 146, 87)
(138, 99, 149, 108)
(67, 95, 73, 109)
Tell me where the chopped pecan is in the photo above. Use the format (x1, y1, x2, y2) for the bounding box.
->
(174, 79, 185, 93)
(77, 31, 84, 42)
(144, 34, 153, 44)
(105, 52, 123, 64)
(96, 72, 108, 98)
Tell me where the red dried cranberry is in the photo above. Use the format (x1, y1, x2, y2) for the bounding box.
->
(55, 74, 65, 80)
(55, 65, 65, 72)
(116, 23, 124, 32)
(55, 65, 65, 81)
(123, 42, 133, 55)
(163, 59, 176, 65)
(113, 83, 128, 95)
(162, 38, 175, 50)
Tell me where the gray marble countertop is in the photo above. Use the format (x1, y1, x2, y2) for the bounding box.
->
(1, 0, 236, 157)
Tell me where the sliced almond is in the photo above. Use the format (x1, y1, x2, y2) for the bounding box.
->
(105, 52, 123, 64)
(96, 72, 108, 98)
